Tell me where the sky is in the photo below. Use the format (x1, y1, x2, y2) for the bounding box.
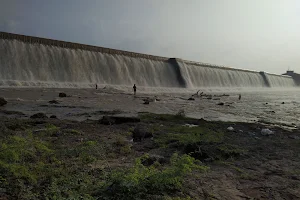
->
(1, 0, 300, 74)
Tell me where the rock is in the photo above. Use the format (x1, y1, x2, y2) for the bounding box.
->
(188, 97, 195, 101)
(288, 135, 300, 140)
(49, 100, 59, 104)
(0, 97, 7, 106)
(282, 102, 285, 104)
(217, 102, 224, 106)
(248, 132, 256, 136)
(59, 93, 67, 97)
(183, 124, 198, 128)
(265, 103, 268, 105)
(50, 115, 57, 119)
(143, 100, 150, 105)
(30, 113, 48, 119)
(227, 126, 234, 131)
(132, 124, 153, 141)
(261, 128, 274, 136)
(99, 116, 115, 125)
(99, 116, 140, 125)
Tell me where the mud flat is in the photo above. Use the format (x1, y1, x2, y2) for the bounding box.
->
(0, 110, 299, 199)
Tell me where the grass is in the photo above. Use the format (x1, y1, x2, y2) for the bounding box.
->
(100, 153, 208, 200)
(154, 125, 224, 148)
(1, 113, 264, 199)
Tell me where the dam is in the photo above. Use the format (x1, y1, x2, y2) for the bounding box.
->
(0, 31, 296, 89)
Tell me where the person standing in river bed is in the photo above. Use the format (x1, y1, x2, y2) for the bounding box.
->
(133, 84, 137, 95)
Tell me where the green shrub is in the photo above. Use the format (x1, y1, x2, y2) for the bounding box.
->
(101, 153, 208, 199)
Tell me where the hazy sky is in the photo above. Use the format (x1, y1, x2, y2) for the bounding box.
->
(1, 0, 300, 74)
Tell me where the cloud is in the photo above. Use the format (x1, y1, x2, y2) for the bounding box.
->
(0, 19, 19, 33)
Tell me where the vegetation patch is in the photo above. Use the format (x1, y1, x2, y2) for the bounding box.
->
(100, 153, 208, 200)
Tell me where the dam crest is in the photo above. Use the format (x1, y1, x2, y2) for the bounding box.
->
(0, 31, 296, 88)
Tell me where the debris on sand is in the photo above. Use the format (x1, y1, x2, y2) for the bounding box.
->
(0, 97, 7, 106)
(49, 100, 59, 104)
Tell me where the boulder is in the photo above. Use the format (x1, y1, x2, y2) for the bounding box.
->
(30, 113, 48, 119)
(143, 100, 150, 105)
(59, 93, 67, 97)
(261, 128, 274, 136)
(99, 116, 115, 125)
(132, 124, 153, 141)
(282, 102, 285, 104)
(0, 97, 7, 106)
(49, 100, 59, 104)
(227, 126, 234, 131)
(217, 102, 224, 106)
(188, 97, 195, 101)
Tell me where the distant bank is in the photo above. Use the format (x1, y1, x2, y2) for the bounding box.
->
(0, 31, 297, 88)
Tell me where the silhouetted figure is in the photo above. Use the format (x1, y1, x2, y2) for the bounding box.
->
(133, 84, 137, 95)
(239, 94, 241, 100)
(96, 84, 98, 89)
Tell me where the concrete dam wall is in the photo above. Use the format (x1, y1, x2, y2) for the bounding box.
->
(0, 31, 296, 88)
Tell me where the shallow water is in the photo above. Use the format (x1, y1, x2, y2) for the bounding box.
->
(0, 87, 299, 129)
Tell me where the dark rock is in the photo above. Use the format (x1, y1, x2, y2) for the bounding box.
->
(99, 116, 140, 125)
(132, 124, 153, 141)
(265, 103, 268, 105)
(49, 100, 59, 104)
(282, 102, 285, 104)
(217, 102, 224, 106)
(197, 118, 207, 125)
(99, 116, 115, 125)
(143, 100, 150, 105)
(50, 115, 57, 119)
(188, 97, 195, 101)
(59, 93, 67, 97)
(288, 135, 300, 140)
(0, 97, 7, 106)
(30, 113, 48, 119)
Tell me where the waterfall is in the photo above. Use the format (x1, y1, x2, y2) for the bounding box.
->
(0, 39, 180, 88)
(264, 73, 296, 87)
(0, 32, 297, 89)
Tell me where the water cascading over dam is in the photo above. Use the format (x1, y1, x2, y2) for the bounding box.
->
(0, 32, 296, 89)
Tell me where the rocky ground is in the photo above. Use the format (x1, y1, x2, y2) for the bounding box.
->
(0, 111, 299, 200)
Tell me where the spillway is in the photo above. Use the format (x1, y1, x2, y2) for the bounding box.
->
(0, 32, 296, 89)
